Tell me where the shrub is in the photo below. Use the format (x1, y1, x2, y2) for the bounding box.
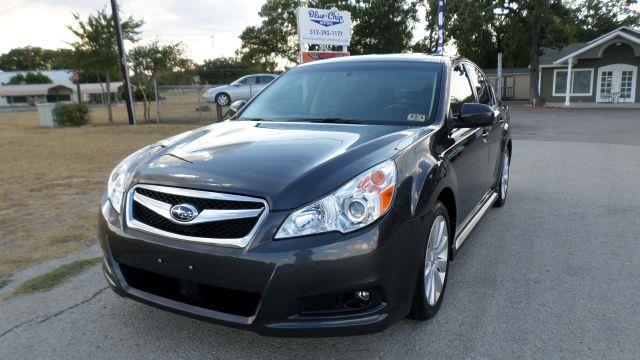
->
(54, 102, 90, 126)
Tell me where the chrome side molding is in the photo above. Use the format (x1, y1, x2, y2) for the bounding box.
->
(454, 191, 498, 249)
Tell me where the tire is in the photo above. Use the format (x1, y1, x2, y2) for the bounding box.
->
(494, 146, 510, 208)
(410, 202, 451, 320)
(215, 93, 231, 107)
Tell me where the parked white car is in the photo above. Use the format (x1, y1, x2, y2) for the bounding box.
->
(203, 73, 278, 106)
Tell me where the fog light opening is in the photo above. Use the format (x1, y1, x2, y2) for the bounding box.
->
(345, 289, 371, 309)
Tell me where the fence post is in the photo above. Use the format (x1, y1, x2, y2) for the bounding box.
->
(216, 102, 223, 122)
(154, 78, 160, 124)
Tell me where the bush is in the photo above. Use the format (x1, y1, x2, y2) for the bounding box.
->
(133, 87, 156, 101)
(54, 103, 90, 126)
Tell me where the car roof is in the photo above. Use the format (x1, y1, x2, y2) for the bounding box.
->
(297, 53, 453, 68)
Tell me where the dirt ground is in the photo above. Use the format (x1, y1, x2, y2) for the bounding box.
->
(0, 105, 202, 283)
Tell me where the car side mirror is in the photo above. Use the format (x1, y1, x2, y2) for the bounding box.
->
(451, 103, 494, 128)
(229, 100, 246, 115)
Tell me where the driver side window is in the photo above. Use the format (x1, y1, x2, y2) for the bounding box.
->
(449, 65, 475, 116)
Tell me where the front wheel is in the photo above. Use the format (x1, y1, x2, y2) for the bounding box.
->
(494, 146, 510, 207)
(215, 93, 231, 107)
(410, 202, 451, 320)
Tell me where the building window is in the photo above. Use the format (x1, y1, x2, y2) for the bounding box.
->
(553, 69, 593, 96)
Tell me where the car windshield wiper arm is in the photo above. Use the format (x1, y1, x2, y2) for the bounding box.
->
(236, 117, 267, 121)
(304, 118, 363, 124)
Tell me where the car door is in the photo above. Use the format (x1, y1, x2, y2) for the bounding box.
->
(229, 76, 252, 100)
(466, 64, 505, 189)
(446, 63, 491, 221)
(251, 76, 275, 96)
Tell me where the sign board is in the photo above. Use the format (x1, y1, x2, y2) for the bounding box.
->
(302, 51, 350, 63)
(297, 7, 352, 46)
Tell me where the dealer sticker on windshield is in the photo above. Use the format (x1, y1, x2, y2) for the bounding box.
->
(407, 113, 426, 122)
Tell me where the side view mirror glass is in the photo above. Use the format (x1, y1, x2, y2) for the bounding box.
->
(451, 103, 494, 128)
(229, 100, 246, 115)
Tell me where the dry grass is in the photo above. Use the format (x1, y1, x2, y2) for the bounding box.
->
(9, 257, 101, 297)
(0, 106, 201, 283)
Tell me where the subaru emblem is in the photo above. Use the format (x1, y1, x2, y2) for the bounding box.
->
(170, 204, 198, 222)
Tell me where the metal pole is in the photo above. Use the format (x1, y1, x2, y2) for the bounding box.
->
(154, 77, 160, 123)
(497, 52, 503, 102)
(297, 6, 304, 63)
(110, 0, 136, 125)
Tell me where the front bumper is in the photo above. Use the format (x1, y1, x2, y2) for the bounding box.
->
(99, 193, 424, 337)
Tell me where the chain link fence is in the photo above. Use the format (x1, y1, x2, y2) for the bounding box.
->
(153, 85, 230, 124)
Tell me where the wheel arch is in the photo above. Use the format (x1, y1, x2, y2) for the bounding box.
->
(436, 187, 457, 244)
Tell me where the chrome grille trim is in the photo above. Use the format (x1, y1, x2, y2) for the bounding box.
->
(125, 184, 269, 248)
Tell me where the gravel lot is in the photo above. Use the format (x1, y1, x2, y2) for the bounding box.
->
(1, 104, 639, 359)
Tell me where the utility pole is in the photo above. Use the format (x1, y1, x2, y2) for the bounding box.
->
(72, 71, 82, 103)
(497, 52, 503, 102)
(110, 0, 136, 125)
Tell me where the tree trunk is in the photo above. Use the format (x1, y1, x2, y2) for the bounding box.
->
(528, 26, 542, 105)
(105, 72, 113, 124)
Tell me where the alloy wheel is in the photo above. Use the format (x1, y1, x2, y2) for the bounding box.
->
(217, 94, 230, 106)
(424, 215, 449, 306)
(501, 150, 510, 199)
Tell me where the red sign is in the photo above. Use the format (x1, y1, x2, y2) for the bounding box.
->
(302, 51, 350, 63)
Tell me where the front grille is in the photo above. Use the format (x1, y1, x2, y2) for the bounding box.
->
(133, 202, 258, 239)
(136, 187, 263, 211)
(126, 185, 268, 246)
(120, 263, 261, 317)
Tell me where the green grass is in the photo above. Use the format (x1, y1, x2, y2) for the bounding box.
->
(10, 257, 101, 297)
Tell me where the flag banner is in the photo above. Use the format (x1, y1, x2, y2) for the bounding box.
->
(436, 0, 446, 54)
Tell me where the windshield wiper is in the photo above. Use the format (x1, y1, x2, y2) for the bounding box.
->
(304, 118, 363, 124)
(236, 117, 266, 122)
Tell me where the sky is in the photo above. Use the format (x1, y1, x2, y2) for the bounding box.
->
(2, 1, 636, 64)
(0, 0, 430, 64)
(0, 0, 265, 63)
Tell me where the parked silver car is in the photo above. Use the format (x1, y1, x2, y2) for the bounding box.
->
(203, 73, 278, 106)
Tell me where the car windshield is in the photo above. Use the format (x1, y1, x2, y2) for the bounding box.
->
(237, 61, 442, 125)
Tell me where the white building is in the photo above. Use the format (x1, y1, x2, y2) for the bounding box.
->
(0, 69, 123, 107)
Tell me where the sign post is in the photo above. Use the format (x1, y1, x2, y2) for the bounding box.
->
(296, 6, 352, 63)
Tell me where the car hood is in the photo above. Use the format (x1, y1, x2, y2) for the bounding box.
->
(131, 121, 425, 210)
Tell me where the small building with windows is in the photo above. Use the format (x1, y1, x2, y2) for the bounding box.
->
(0, 69, 125, 107)
(0, 84, 73, 107)
(484, 67, 530, 101)
(537, 27, 640, 105)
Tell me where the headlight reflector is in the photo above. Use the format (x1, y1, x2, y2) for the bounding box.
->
(275, 160, 396, 239)
(107, 146, 153, 213)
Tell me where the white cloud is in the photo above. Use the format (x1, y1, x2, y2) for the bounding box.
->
(0, 0, 264, 63)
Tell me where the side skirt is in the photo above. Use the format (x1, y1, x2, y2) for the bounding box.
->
(454, 191, 498, 250)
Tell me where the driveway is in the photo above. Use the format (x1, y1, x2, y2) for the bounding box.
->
(1, 105, 639, 359)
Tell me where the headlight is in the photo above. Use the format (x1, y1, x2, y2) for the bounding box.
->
(275, 160, 396, 239)
(107, 146, 153, 213)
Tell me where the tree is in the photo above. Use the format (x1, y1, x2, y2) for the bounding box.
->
(195, 57, 272, 85)
(348, 0, 419, 55)
(238, 0, 418, 66)
(0, 47, 76, 71)
(67, 9, 143, 124)
(6, 72, 53, 85)
(500, 1, 581, 103)
(129, 40, 186, 122)
(238, 0, 302, 66)
(573, 0, 640, 41)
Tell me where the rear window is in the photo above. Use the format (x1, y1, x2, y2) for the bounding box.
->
(238, 61, 443, 125)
